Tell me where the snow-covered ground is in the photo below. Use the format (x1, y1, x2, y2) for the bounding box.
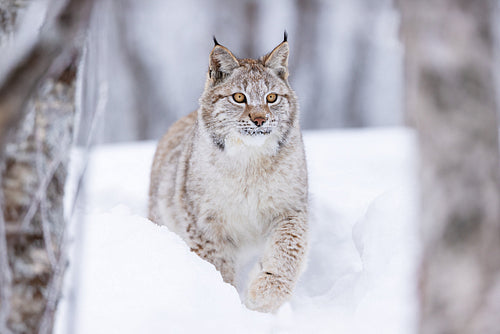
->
(56, 128, 420, 334)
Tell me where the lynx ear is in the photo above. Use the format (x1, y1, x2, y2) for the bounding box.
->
(209, 38, 239, 84)
(263, 34, 289, 81)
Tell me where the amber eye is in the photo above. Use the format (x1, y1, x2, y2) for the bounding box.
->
(266, 93, 277, 103)
(232, 93, 246, 103)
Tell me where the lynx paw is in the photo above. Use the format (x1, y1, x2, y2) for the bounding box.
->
(244, 272, 292, 313)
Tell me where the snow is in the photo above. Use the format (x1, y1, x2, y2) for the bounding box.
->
(56, 127, 420, 334)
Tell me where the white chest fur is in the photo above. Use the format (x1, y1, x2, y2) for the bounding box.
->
(193, 132, 284, 244)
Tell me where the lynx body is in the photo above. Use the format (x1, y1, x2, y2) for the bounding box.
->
(148, 35, 308, 312)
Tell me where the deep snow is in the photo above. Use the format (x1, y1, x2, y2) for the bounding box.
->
(56, 128, 419, 334)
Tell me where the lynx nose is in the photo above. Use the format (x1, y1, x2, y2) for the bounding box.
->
(252, 117, 266, 127)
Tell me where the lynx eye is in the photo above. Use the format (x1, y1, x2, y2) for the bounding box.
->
(232, 93, 246, 103)
(266, 93, 277, 103)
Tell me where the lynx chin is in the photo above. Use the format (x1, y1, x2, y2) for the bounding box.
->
(148, 33, 308, 313)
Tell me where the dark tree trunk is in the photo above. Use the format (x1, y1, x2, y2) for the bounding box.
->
(241, 0, 258, 58)
(292, 0, 321, 127)
(342, 0, 380, 127)
(398, 1, 500, 333)
(113, 0, 172, 141)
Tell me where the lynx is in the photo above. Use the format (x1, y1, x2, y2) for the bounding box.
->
(148, 33, 308, 313)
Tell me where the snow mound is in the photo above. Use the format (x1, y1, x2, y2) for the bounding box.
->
(57, 128, 420, 334)
(75, 206, 274, 334)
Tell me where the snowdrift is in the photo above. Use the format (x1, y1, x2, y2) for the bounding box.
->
(56, 128, 419, 334)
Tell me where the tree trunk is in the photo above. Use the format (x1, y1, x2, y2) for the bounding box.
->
(2, 64, 77, 334)
(342, 0, 378, 128)
(292, 0, 321, 127)
(113, 0, 171, 141)
(0, 0, 94, 332)
(398, 1, 500, 333)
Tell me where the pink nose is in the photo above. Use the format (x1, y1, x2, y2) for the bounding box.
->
(252, 117, 266, 127)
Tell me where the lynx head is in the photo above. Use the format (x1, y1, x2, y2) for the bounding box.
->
(199, 33, 299, 153)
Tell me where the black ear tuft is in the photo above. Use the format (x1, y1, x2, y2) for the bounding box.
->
(213, 36, 220, 46)
(283, 30, 288, 42)
(263, 36, 289, 81)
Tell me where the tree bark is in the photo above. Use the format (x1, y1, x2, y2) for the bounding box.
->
(2, 64, 77, 334)
(0, 0, 94, 332)
(398, 1, 500, 333)
(0, 0, 92, 152)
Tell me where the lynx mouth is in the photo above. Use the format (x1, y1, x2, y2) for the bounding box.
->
(239, 128, 272, 136)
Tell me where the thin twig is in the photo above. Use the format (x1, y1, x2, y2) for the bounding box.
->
(37, 220, 68, 334)
(67, 81, 108, 219)
(39, 24, 109, 334)
(20, 141, 68, 230)
(35, 111, 57, 269)
(62, 52, 109, 333)
(0, 181, 12, 334)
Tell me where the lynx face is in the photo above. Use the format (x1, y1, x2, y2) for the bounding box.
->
(199, 38, 297, 151)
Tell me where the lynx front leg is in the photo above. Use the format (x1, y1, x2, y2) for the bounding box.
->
(187, 220, 237, 285)
(245, 214, 308, 312)
(191, 243, 236, 285)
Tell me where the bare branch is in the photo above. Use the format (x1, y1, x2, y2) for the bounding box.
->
(19, 133, 71, 230)
(37, 226, 68, 334)
(34, 119, 56, 270)
(0, 184, 12, 333)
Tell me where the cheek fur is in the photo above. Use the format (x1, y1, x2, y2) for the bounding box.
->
(270, 99, 290, 118)
(213, 99, 245, 121)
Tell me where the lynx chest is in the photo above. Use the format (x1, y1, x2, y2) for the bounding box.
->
(189, 154, 295, 244)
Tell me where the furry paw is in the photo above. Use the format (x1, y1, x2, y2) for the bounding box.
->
(244, 272, 292, 313)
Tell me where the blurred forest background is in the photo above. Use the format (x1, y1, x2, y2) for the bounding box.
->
(87, 0, 403, 142)
(1, 0, 500, 333)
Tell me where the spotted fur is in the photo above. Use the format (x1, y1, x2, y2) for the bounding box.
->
(148, 36, 308, 313)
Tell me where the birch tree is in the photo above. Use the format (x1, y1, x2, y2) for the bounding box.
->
(0, 0, 94, 332)
(398, 1, 500, 333)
